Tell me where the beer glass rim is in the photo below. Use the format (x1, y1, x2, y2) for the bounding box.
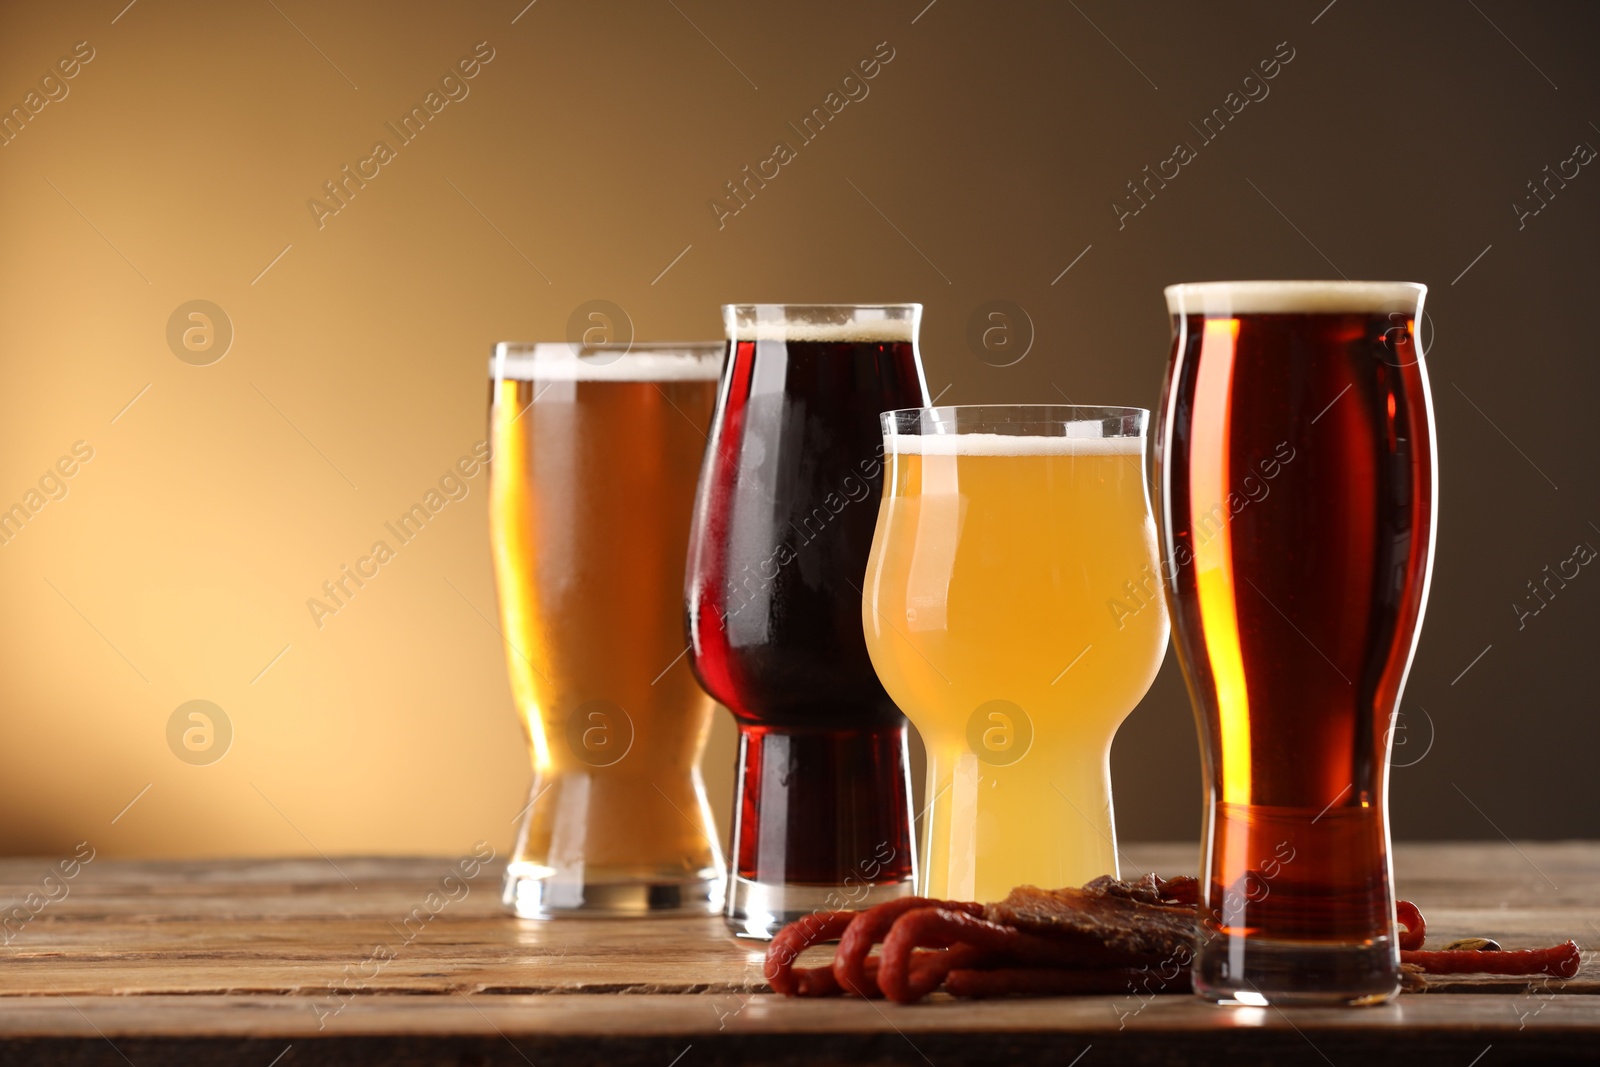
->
(1164, 280, 1426, 316)
(489, 341, 723, 382)
(723, 303, 921, 342)
(880, 404, 1148, 442)
(722, 303, 921, 314)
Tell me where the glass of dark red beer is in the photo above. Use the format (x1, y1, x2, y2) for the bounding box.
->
(685, 303, 929, 938)
(1156, 281, 1435, 1004)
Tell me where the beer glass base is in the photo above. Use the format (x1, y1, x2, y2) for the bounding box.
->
(724, 876, 914, 940)
(1194, 937, 1400, 1006)
(503, 863, 725, 919)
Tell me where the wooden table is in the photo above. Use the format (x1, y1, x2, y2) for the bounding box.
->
(1, 843, 1595, 1065)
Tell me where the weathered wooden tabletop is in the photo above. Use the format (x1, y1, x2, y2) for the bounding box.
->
(0, 842, 1596, 1065)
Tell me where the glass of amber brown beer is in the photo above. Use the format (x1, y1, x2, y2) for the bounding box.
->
(685, 304, 928, 938)
(489, 342, 725, 917)
(1156, 281, 1435, 1004)
(862, 406, 1169, 903)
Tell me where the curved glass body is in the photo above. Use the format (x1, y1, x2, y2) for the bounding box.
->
(489, 342, 725, 917)
(1156, 281, 1436, 1005)
(862, 405, 1168, 903)
(685, 304, 928, 938)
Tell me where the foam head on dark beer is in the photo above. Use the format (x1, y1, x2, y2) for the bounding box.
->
(724, 317, 917, 343)
(1164, 281, 1426, 317)
(723, 307, 915, 343)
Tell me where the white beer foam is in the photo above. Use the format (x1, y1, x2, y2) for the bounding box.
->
(889, 432, 1142, 457)
(492, 343, 722, 382)
(726, 317, 917, 343)
(1165, 281, 1426, 316)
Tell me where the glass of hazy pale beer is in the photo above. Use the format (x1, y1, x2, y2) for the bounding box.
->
(861, 406, 1169, 903)
(1156, 281, 1435, 1004)
(489, 341, 726, 917)
(685, 304, 929, 939)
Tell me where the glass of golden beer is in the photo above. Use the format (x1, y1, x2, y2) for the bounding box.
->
(862, 405, 1169, 903)
(489, 342, 726, 917)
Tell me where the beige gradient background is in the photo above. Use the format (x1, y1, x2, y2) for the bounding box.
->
(0, 0, 1596, 860)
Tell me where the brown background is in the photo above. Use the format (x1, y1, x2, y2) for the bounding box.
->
(0, 0, 1595, 860)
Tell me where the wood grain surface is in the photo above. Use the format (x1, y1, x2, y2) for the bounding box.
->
(0, 842, 1594, 1064)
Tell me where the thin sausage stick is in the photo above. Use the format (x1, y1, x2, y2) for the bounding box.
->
(876, 908, 1104, 1004)
(764, 910, 856, 996)
(1395, 900, 1426, 952)
(832, 897, 984, 997)
(1402, 940, 1580, 979)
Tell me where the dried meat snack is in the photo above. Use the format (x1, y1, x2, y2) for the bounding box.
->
(1395, 900, 1426, 952)
(1402, 941, 1580, 979)
(764, 910, 856, 996)
(832, 896, 984, 997)
(985, 884, 1194, 960)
